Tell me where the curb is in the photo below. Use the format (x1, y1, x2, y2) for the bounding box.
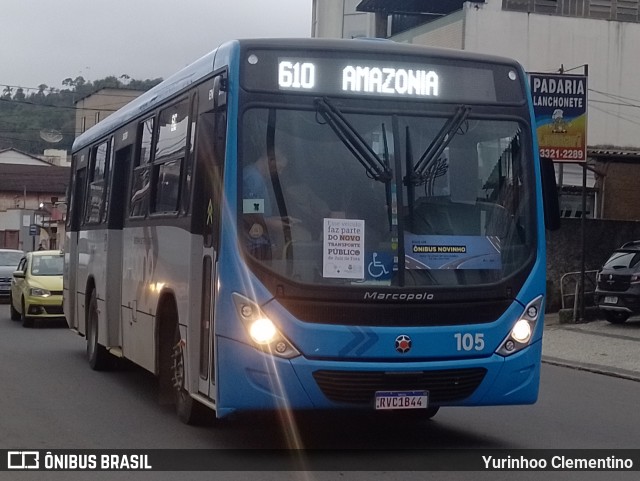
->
(542, 356, 640, 383)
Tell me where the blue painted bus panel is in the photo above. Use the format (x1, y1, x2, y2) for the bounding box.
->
(215, 335, 541, 416)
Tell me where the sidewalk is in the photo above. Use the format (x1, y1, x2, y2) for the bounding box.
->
(542, 312, 640, 381)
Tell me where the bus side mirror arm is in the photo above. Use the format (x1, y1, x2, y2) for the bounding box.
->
(541, 156, 561, 231)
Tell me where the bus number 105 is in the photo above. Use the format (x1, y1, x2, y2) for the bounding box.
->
(454, 333, 485, 351)
(278, 61, 315, 90)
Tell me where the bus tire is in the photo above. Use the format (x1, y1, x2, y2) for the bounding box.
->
(21, 298, 33, 328)
(170, 321, 213, 426)
(87, 291, 111, 370)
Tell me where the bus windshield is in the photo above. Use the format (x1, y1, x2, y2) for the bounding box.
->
(240, 104, 535, 288)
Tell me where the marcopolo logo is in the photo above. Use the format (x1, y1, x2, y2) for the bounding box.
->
(363, 291, 434, 301)
(8, 451, 39, 469)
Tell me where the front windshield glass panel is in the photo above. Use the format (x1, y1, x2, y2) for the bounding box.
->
(30, 255, 64, 276)
(240, 107, 535, 287)
(0, 252, 23, 267)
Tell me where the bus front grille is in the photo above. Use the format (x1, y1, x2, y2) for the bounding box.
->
(312, 368, 486, 405)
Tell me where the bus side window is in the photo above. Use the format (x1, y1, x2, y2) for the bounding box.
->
(129, 117, 154, 217)
(84, 140, 110, 225)
(154, 160, 182, 213)
(181, 93, 198, 214)
(68, 158, 87, 232)
(108, 145, 133, 230)
(152, 98, 190, 214)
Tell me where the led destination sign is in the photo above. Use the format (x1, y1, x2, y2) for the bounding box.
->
(279, 61, 439, 97)
(243, 51, 525, 104)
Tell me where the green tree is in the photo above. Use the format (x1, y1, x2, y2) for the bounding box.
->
(13, 87, 25, 101)
(0, 74, 162, 154)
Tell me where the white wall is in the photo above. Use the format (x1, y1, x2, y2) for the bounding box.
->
(313, 0, 376, 38)
(0, 150, 50, 165)
(394, 0, 640, 150)
(42, 149, 71, 167)
(391, 10, 464, 49)
(0, 209, 21, 231)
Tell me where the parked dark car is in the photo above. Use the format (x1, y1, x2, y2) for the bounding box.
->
(594, 240, 640, 324)
(0, 249, 25, 300)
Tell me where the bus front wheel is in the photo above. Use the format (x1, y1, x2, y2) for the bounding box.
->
(169, 322, 213, 426)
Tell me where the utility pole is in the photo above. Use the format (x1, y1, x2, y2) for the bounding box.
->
(578, 64, 589, 322)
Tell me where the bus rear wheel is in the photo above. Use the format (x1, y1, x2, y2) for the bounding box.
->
(87, 291, 111, 370)
(169, 322, 213, 426)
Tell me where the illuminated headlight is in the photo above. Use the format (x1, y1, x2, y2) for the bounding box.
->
(496, 296, 543, 356)
(232, 293, 300, 359)
(511, 319, 532, 343)
(30, 287, 51, 297)
(249, 318, 277, 344)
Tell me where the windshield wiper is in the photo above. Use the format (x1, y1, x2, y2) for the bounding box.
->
(406, 105, 471, 186)
(315, 97, 392, 183)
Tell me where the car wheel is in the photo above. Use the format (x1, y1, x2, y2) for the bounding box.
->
(86, 291, 111, 370)
(21, 298, 33, 328)
(9, 292, 20, 321)
(604, 311, 629, 324)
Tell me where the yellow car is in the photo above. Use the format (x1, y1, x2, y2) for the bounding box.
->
(10, 250, 64, 327)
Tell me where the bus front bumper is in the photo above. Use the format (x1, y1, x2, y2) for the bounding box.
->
(215, 337, 541, 418)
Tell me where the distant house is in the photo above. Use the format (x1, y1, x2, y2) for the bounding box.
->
(75, 87, 145, 135)
(0, 163, 69, 250)
(0, 148, 51, 166)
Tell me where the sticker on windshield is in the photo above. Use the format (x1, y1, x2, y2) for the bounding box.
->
(243, 198, 265, 214)
(323, 218, 365, 279)
(405, 234, 502, 270)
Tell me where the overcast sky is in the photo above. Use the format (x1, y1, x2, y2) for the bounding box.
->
(1, 0, 312, 91)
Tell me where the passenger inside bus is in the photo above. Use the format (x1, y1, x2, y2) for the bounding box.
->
(242, 149, 304, 259)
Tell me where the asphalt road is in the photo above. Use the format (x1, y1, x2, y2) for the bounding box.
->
(1, 304, 639, 480)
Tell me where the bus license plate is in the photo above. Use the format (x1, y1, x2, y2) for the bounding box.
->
(375, 391, 428, 410)
(604, 296, 618, 304)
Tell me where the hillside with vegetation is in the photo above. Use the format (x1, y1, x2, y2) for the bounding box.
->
(0, 75, 162, 156)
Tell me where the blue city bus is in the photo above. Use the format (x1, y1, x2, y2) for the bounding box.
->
(63, 38, 559, 424)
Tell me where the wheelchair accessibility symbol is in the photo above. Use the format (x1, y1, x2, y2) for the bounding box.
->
(367, 252, 392, 279)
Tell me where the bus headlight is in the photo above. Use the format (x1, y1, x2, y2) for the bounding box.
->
(511, 319, 532, 343)
(233, 293, 300, 359)
(249, 318, 277, 344)
(496, 296, 543, 356)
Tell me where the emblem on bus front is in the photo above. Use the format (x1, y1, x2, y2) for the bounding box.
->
(395, 335, 412, 354)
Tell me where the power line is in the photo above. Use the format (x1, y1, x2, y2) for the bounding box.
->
(0, 97, 118, 113)
(590, 104, 640, 128)
(0, 81, 155, 93)
(588, 88, 640, 105)
(589, 99, 640, 109)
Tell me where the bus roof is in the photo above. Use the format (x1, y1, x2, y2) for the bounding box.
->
(72, 38, 523, 153)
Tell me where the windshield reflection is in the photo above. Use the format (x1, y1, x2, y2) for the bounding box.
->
(240, 106, 534, 288)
